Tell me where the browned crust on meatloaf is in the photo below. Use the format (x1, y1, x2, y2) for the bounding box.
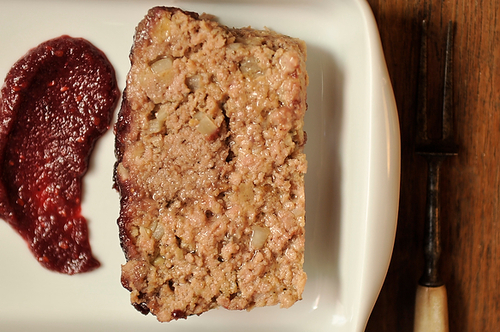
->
(114, 6, 308, 322)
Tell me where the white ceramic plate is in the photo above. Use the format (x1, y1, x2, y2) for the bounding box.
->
(0, 0, 400, 331)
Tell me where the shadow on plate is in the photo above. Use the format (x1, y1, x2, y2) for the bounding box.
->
(304, 42, 344, 307)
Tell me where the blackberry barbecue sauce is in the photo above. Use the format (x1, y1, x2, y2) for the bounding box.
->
(0, 36, 119, 274)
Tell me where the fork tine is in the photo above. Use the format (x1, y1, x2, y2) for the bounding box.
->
(416, 19, 428, 143)
(416, 20, 458, 155)
(442, 21, 454, 141)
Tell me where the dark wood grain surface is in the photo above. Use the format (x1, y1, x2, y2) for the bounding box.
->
(365, 0, 500, 331)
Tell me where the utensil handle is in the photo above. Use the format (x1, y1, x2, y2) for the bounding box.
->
(414, 284, 449, 332)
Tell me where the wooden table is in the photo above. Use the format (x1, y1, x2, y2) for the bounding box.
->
(364, 0, 500, 331)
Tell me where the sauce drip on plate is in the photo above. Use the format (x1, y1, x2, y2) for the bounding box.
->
(0, 36, 119, 274)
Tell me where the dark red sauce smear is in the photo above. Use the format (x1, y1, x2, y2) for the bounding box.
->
(0, 36, 119, 274)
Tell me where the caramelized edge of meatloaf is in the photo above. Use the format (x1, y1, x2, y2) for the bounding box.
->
(114, 6, 308, 322)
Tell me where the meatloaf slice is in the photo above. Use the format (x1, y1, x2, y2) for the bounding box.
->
(114, 6, 308, 322)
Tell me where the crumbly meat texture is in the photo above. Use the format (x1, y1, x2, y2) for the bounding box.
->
(114, 6, 308, 322)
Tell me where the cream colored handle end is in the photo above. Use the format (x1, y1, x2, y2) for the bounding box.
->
(414, 284, 449, 332)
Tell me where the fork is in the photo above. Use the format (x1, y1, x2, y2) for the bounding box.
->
(413, 20, 458, 332)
